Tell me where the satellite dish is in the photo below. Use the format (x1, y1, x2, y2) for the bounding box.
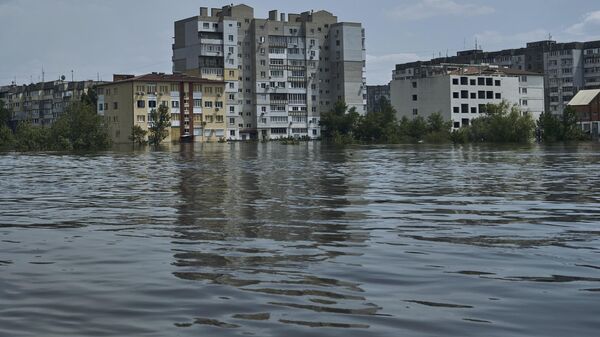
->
(61, 75, 66, 81)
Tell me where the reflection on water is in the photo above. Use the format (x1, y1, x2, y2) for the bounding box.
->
(1, 143, 600, 336)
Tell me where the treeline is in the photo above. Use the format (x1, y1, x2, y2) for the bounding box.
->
(320, 99, 452, 144)
(320, 98, 588, 144)
(0, 98, 111, 152)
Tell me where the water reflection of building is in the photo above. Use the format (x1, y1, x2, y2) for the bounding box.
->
(170, 143, 376, 329)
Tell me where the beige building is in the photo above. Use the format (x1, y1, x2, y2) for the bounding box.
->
(97, 73, 226, 144)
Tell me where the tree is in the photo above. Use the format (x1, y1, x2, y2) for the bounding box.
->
(50, 101, 111, 151)
(14, 122, 50, 151)
(537, 106, 587, 142)
(0, 99, 11, 127)
(148, 105, 171, 146)
(356, 97, 401, 143)
(129, 125, 148, 146)
(424, 112, 452, 143)
(80, 86, 98, 107)
(319, 101, 360, 143)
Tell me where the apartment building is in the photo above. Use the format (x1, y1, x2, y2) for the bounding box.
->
(366, 84, 390, 113)
(0, 80, 102, 127)
(172, 4, 366, 140)
(96, 73, 226, 144)
(393, 39, 600, 116)
(390, 64, 544, 128)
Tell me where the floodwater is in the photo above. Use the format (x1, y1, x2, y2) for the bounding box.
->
(1, 143, 599, 336)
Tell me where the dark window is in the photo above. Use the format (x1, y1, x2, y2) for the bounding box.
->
(453, 92, 459, 98)
(149, 100, 157, 108)
(495, 93, 501, 99)
(494, 80, 501, 86)
(479, 104, 487, 113)
(461, 104, 469, 114)
(137, 100, 145, 108)
(486, 91, 493, 99)
(453, 107, 459, 113)
(454, 121, 460, 128)
(461, 90, 469, 99)
(462, 118, 470, 126)
(471, 107, 477, 114)
(486, 78, 493, 86)
(452, 78, 459, 85)
(470, 92, 476, 99)
(460, 77, 468, 85)
(412, 82, 417, 88)
(412, 95, 418, 101)
(478, 77, 485, 85)
(478, 91, 485, 99)
(470, 79, 476, 85)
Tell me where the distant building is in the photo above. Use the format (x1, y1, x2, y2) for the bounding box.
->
(390, 64, 544, 129)
(367, 85, 390, 113)
(393, 39, 600, 116)
(568, 89, 600, 138)
(0, 80, 103, 127)
(172, 4, 366, 140)
(96, 73, 226, 144)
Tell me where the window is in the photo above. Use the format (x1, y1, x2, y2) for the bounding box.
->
(216, 115, 224, 123)
(495, 93, 501, 99)
(453, 107, 459, 113)
(462, 118, 470, 127)
(471, 107, 477, 114)
(461, 104, 469, 114)
(486, 91, 493, 99)
(486, 78, 493, 86)
(521, 88, 528, 94)
(194, 99, 202, 107)
(521, 99, 528, 106)
(204, 101, 213, 108)
(478, 77, 485, 86)
(148, 100, 157, 108)
(452, 78, 459, 85)
(412, 82, 417, 88)
(521, 76, 528, 82)
(479, 104, 487, 114)
(215, 101, 223, 108)
(136, 115, 145, 122)
(137, 100, 145, 108)
(460, 77, 468, 85)
(228, 35, 234, 41)
(172, 101, 179, 108)
(412, 95, 418, 101)
(494, 80, 501, 86)
(412, 108, 418, 116)
(229, 117, 235, 125)
(454, 121, 460, 128)
(478, 91, 485, 99)
(470, 93, 476, 99)
(113, 102, 118, 110)
(470, 79, 476, 86)
(453, 92, 459, 99)
(203, 23, 209, 29)
(98, 104, 103, 111)
(230, 130, 235, 136)
(461, 90, 468, 99)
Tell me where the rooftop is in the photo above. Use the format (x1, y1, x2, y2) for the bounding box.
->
(568, 89, 600, 106)
(99, 73, 224, 86)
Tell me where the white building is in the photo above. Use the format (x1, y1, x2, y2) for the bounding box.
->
(390, 65, 545, 128)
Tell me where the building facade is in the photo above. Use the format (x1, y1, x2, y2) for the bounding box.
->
(393, 39, 600, 116)
(390, 64, 545, 128)
(568, 89, 600, 138)
(172, 4, 366, 140)
(366, 84, 390, 113)
(0, 80, 102, 127)
(96, 73, 226, 144)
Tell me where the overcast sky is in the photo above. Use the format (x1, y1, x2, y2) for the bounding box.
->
(1, 0, 599, 85)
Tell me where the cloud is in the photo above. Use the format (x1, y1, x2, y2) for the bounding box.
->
(366, 53, 421, 84)
(566, 10, 600, 36)
(389, 0, 495, 21)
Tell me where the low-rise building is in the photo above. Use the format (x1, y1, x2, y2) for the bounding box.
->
(390, 64, 545, 128)
(367, 84, 390, 113)
(568, 89, 600, 138)
(0, 80, 103, 127)
(97, 73, 226, 144)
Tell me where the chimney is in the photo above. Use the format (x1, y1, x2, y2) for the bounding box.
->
(280, 13, 285, 22)
(199, 7, 208, 17)
(269, 10, 278, 21)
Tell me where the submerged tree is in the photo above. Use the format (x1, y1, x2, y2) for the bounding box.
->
(148, 105, 171, 146)
(50, 101, 112, 151)
(129, 125, 148, 146)
(537, 106, 587, 142)
(319, 101, 360, 143)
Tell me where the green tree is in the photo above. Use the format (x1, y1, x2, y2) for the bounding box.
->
(129, 125, 148, 146)
(0, 99, 11, 127)
(319, 101, 360, 143)
(562, 106, 586, 141)
(537, 106, 587, 142)
(356, 97, 401, 143)
(424, 112, 452, 143)
(50, 101, 111, 151)
(80, 86, 98, 107)
(148, 105, 171, 146)
(14, 122, 50, 151)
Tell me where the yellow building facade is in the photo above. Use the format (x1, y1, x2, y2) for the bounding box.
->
(97, 73, 227, 144)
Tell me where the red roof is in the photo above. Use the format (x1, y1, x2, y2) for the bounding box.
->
(99, 73, 224, 85)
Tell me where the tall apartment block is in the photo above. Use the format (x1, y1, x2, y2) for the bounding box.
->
(172, 4, 366, 141)
(0, 80, 103, 127)
(393, 39, 600, 116)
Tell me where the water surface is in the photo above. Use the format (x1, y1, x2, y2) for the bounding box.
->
(1, 143, 599, 336)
